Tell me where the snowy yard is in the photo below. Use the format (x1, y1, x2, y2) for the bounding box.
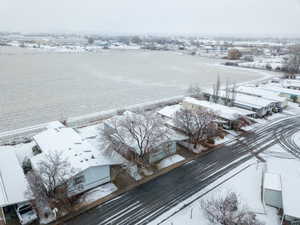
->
(151, 159, 281, 225)
(157, 154, 185, 169)
(79, 183, 118, 204)
(149, 141, 300, 225)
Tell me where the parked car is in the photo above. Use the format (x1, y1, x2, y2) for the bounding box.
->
(15, 203, 37, 225)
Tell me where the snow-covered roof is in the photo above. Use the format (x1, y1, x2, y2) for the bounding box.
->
(265, 146, 300, 219)
(203, 89, 274, 109)
(264, 173, 282, 191)
(237, 86, 287, 103)
(282, 173, 300, 219)
(261, 85, 300, 96)
(234, 93, 274, 108)
(32, 124, 120, 179)
(183, 97, 255, 121)
(157, 104, 182, 119)
(0, 149, 30, 207)
(283, 79, 300, 88)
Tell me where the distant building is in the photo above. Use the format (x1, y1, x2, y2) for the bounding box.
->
(236, 86, 288, 110)
(203, 90, 276, 118)
(182, 97, 255, 130)
(260, 85, 300, 103)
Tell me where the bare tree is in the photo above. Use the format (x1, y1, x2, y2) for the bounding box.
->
(102, 111, 169, 167)
(283, 45, 300, 75)
(201, 192, 264, 225)
(26, 152, 75, 212)
(186, 84, 204, 99)
(285, 55, 300, 74)
(173, 108, 217, 148)
(212, 75, 221, 103)
(228, 49, 242, 60)
(231, 81, 237, 106)
(87, 37, 95, 45)
(224, 79, 231, 106)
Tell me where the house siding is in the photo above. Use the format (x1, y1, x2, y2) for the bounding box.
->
(264, 189, 282, 208)
(68, 165, 110, 196)
(149, 141, 176, 164)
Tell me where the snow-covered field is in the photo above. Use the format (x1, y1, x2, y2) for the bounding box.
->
(149, 139, 300, 225)
(0, 46, 266, 132)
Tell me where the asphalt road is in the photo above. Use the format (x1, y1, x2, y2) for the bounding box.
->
(63, 116, 300, 225)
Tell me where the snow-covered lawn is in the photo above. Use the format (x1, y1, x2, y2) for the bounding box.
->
(214, 134, 235, 145)
(149, 158, 281, 225)
(157, 154, 185, 169)
(179, 141, 206, 154)
(150, 142, 300, 225)
(79, 183, 118, 204)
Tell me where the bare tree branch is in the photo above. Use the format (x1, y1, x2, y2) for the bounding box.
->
(102, 111, 170, 166)
(201, 192, 264, 225)
(173, 108, 217, 148)
(186, 84, 204, 99)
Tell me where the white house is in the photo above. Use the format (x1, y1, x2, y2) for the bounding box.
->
(31, 123, 121, 196)
(0, 149, 32, 224)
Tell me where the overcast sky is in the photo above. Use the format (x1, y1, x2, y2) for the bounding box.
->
(1, 0, 300, 36)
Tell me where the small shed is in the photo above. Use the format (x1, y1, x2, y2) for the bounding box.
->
(263, 173, 282, 209)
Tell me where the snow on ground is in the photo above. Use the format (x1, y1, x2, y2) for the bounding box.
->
(149, 158, 281, 225)
(152, 143, 300, 225)
(79, 183, 118, 204)
(260, 144, 300, 220)
(179, 141, 207, 154)
(285, 102, 300, 115)
(292, 131, 300, 146)
(157, 154, 185, 169)
(214, 134, 235, 145)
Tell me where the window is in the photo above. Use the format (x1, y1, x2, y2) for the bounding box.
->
(74, 175, 85, 185)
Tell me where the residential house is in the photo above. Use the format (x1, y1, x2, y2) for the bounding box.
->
(260, 85, 300, 103)
(236, 86, 288, 110)
(103, 111, 187, 164)
(203, 90, 276, 118)
(31, 122, 121, 197)
(282, 79, 300, 90)
(182, 97, 255, 129)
